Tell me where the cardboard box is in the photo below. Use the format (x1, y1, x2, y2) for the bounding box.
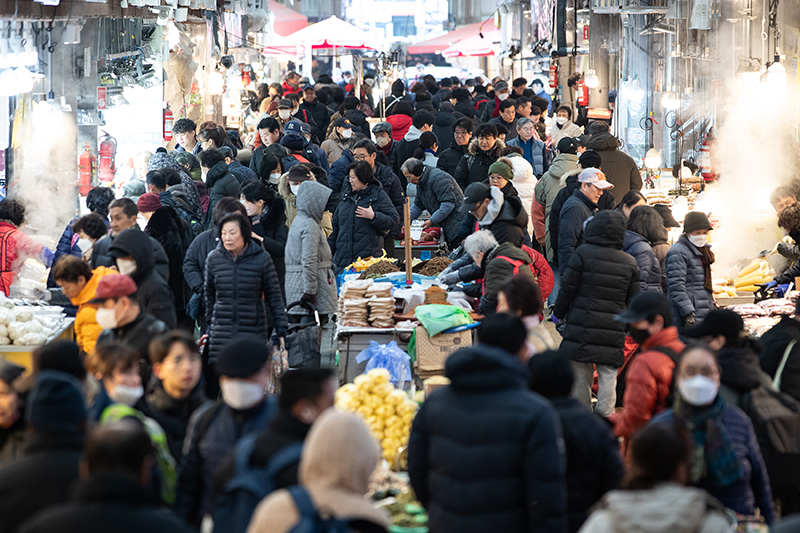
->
(414, 326, 472, 375)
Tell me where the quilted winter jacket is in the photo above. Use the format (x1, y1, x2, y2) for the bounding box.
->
(252, 198, 289, 300)
(0, 221, 44, 295)
(624, 230, 664, 292)
(453, 138, 506, 190)
(506, 136, 547, 176)
(329, 181, 399, 272)
(277, 175, 333, 237)
(414, 166, 464, 246)
(759, 316, 800, 403)
(285, 182, 337, 314)
(340, 161, 405, 235)
(407, 345, 567, 533)
(327, 150, 354, 194)
(554, 210, 640, 367)
(182, 228, 217, 296)
(92, 228, 170, 283)
(436, 140, 469, 178)
(70, 266, 117, 353)
(666, 235, 714, 328)
(204, 241, 288, 361)
(609, 326, 684, 440)
(536, 154, 578, 261)
(557, 189, 598, 278)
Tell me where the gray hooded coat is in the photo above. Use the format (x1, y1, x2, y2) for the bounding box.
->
(285, 182, 338, 314)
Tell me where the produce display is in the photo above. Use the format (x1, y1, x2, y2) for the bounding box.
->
(416, 257, 453, 277)
(359, 261, 401, 280)
(733, 258, 774, 292)
(334, 368, 418, 465)
(399, 227, 440, 246)
(347, 251, 397, 273)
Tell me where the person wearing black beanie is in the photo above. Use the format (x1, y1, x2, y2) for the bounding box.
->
(0, 360, 26, 464)
(665, 210, 715, 331)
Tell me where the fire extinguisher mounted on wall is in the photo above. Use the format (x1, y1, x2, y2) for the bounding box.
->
(98, 131, 117, 184)
(78, 142, 96, 197)
(549, 63, 558, 89)
(163, 106, 174, 142)
(576, 76, 589, 107)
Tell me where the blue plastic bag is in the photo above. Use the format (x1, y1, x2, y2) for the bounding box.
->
(355, 341, 411, 384)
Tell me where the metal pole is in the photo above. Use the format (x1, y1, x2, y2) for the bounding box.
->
(404, 198, 412, 286)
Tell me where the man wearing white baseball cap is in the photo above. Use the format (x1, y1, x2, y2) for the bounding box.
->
(557, 168, 614, 277)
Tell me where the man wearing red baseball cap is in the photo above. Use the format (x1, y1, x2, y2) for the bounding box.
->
(93, 274, 168, 366)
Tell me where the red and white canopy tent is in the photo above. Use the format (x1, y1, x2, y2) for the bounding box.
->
(270, 2, 308, 37)
(283, 16, 375, 50)
(442, 28, 501, 58)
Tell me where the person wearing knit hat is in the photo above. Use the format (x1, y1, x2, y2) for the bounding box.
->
(487, 160, 517, 198)
(0, 360, 26, 463)
(136, 192, 162, 220)
(666, 210, 715, 330)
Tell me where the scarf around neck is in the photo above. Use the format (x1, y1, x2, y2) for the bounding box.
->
(674, 394, 742, 488)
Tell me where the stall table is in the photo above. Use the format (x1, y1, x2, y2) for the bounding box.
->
(0, 318, 75, 371)
(336, 324, 415, 384)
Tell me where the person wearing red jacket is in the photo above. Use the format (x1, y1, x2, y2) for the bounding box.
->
(611, 292, 683, 451)
(0, 199, 52, 296)
(281, 71, 302, 95)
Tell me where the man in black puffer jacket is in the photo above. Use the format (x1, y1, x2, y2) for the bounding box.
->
(549, 151, 615, 273)
(403, 159, 464, 247)
(437, 118, 473, 178)
(109, 228, 177, 329)
(453, 124, 505, 190)
(298, 87, 331, 145)
(528, 350, 624, 533)
(432, 102, 459, 152)
(408, 337, 567, 533)
(584, 121, 642, 204)
(554, 210, 640, 417)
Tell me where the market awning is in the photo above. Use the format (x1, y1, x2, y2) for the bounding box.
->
(442, 29, 501, 58)
(283, 16, 374, 49)
(407, 19, 492, 55)
(261, 33, 305, 56)
(270, 1, 308, 37)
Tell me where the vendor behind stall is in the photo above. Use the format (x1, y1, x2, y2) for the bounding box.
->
(401, 158, 464, 248)
(0, 199, 53, 296)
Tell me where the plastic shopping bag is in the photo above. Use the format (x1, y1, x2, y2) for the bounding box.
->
(355, 341, 411, 385)
(414, 304, 473, 337)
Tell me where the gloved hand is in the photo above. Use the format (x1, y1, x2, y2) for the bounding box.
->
(777, 283, 791, 298)
(301, 293, 317, 306)
(765, 280, 778, 289)
(39, 247, 55, 268)
(439, 271, 461, 286)
(552, 316, 561, 327)
(683, 313, 696, 328)
(271, 334, 284, 347)
(438, 263, 454, 277)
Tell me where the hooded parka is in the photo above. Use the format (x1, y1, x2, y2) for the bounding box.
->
(453, 138, 506, 190)
(554, 210, 640, 368)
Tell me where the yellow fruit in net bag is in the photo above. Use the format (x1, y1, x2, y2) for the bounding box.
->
(383, 437, 401, 453)
(339, 383, 357, 395)
(387, 390, 407, 405)
(364, 394, 383, 410)
(354, 374, 374, 393)
(384, 425, 403, 439)
(384, 415, 402, 430)
(375, 404, 395, 419)
(356, 405, 373, 419)
(373, 382, 395, 399)
(344, 399, 361, 412)
(366, 415, 384, 431)
(373, 430, 385, 442)
(367, 368, 391, 385)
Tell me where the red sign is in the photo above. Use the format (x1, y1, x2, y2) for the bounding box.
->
(711, 79, 722, 103)
(583, 25, 589, 41)
(97, 87, 107, 110)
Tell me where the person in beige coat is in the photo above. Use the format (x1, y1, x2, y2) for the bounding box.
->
(246, 410, 390, 533)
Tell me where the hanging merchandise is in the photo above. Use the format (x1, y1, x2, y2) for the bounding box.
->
(549, 62, 558, 88)
(98, 131, 117, 184)
(163, 106, 174, 142)
(78, 143, 96, 196)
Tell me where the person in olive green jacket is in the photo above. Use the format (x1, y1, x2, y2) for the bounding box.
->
(535, 137, 579, 262)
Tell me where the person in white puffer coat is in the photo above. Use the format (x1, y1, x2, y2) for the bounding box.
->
(550, 105, 583, 145)
(498, 153, 537, 239)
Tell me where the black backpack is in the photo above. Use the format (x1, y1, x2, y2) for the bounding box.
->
(616, 345, 679, 408)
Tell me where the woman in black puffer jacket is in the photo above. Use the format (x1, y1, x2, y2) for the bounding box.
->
(623, 205, 665, 293)
(328, 161, 399, 272)
(554, 210, 640, 416)
(204, 213, 287, 364)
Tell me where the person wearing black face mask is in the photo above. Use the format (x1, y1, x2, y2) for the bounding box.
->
(610, 292, 684, 453)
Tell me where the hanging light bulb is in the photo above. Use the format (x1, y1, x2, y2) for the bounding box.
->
(584, 69, 599, 89)
(644, 148, 661, 169)
(661, 91, 681, 110)
(766, 58, 786, 98)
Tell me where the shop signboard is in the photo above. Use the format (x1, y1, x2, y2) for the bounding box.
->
(97, 87, 107, 110)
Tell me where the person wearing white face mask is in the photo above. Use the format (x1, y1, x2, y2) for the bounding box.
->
(651, 345, 776, 526)
(320, 117, 354, 165)
(240, 181, 289, 300)
(175, 337, 278, 526)
(275, 99, 294, 126)
(93, 274, 168, 376)
(550, 105, 583, 144)
(86, 343, 148, 421)
(666, 211, 715, 332)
